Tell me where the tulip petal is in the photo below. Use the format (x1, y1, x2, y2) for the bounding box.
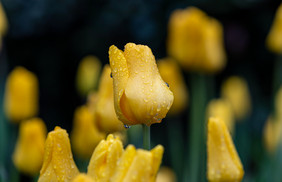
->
(109, 45, 135, 124)
(123, 43, 174, 125)
(72, 174, 95, 182)
(38, 127, 79, 182)
(87, 134, 123, 181)
(111, 145, 136, 182)
(207, 117, 244, 182)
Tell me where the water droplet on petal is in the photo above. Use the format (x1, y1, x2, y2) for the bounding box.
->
(124, 124, 131, 129)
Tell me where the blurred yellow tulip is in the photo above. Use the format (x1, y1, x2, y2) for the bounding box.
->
(95, 65, 124, 132)
(158, 58, 189, 115)
(263, 116, 282, 153)
(156, 167, 177, 182)
(72, 174, 94, 182)
(221, 76, 251, 120)
(266, 3, 282, 54)
(76, 56, 101, 96)
(71, 106, 106, 159)
(111, 144, 164, 182)
(167, 7, 226, 73)
(38, 127, 79, 182)
(0, 2, 8, 50)
(207, 117, 244, 182)
(86, 91, 98, 114)
(87, 134, 124, 181)
(109, 43, 174, 126)
(4, 67, 39, 122)
(12, 118, 46, 175)
(206, 98, 235, 134)
(275, 86, 282, 119)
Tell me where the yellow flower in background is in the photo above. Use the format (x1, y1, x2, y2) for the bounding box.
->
(71, 106, 106, 159)
(167, 7, 226, 73)
(206, 98, 235, 134)
(0, 2, 8, 50)
(4, 67, 39, 122)
(109, 43, 174, 126)
(207, 117, 244, 182)
(263, 116, 282, 153)
(157, 58, 189, 115)
(87, 134, 124, 181)
(156, 167, 177, 182)
(95, 65, 124, 132)
(12, 118, 46, 176)
(266, 3, 282, 54)
(275, 86, 282, 119)
(76, 56, 101, 97)
(72, 174, 95, 182)
(38, 127, 79, 182)
(221, 76, 251, 120)
(87, 91, 98, 114)
(263, 87, 282, 153)
(111, 144, 164, 182)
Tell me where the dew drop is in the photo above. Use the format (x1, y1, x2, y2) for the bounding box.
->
(124, 124, 131, 129)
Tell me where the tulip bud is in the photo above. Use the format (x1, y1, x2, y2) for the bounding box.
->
(87, 134, 123, 181)
(221, 76, 251, 120)
(207, 117, 244, 182)
(38, 127, 79, 182)
(76, 56, 101, 96)
(72, 174, 94, 182)
(266, 3, 282, 54)
(275, 86, 282, 119)
(4, 67, 39, 122)
(12, 118, 47, 175)
(71, 106, 106, 159)
(111, 144, 164, 182)
(109, 43, 174, 126)
(167, 7, 226, 73)
(157, 58, 189, 115)
(206, 99, 235, 134)
(95, 65, 124, 132)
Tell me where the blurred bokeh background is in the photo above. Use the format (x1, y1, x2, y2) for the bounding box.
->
(0, 0, 282, 181)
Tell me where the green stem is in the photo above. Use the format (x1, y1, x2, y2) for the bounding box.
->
(184, 74, 207, 182)
(142, 124, 150, 150)
(167, 117, 183, 181)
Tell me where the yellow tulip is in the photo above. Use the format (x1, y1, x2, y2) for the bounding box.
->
(12, 118, 46, 175)
(0, 2, 8, 50)
(72, 174, 95, 182)
(206, 98, 235, 134)
(95, 65, 124, 132)
(156, 167, 177, 182)
(167, 7, 226, 73)
(207, 117, 244, 182)
(263, 116, 282, 153)
(221, 76, 251, 120)
(4, 67, 39, 122)
(76, 56, 101, 96)
(87, 134, 124, 181)
(111, 144, 164, 182)
(109, 43, 174, 126)
(38, 127, 79, 182)
(86, 91, 98, 114)
(157, 58, 189, 115)
(275, 86, 282, 119)
(266, 3, 282, 54)
(71, 106, 106, 159)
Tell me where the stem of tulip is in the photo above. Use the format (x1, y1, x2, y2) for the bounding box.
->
(184, 74, 207, 182)
(142, 124, 150, 150)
